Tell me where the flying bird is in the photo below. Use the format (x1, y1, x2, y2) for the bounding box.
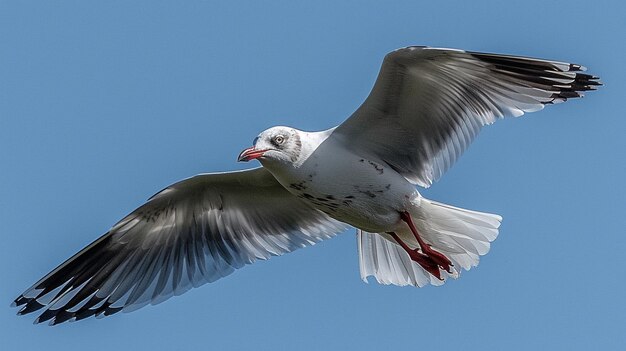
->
(13, 46, 600, 325)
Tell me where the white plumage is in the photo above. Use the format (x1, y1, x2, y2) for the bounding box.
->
(13, 46, 600, 325)
(359, 198, 501, 287)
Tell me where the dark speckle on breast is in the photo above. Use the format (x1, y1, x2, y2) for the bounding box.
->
(368, 160, 384, 174)
(289, 181, 308, 191)
(351, 184, 380, 198)
(296, 190, 343, 214)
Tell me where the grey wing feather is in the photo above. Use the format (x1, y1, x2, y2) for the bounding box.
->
(13, 167, 347, 325)
(334, 46, 601, 187)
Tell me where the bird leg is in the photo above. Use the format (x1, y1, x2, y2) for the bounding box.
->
(397, 211, 453, 276)
(387, 231, 443, 280)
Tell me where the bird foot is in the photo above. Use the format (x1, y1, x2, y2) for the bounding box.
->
(405, 249, 443, 280)
(397, 211, 453, 278)
(421, 246, 453, 274)
(388, 231, 451, 280)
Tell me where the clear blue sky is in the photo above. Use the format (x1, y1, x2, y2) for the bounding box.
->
(1, 1, 624, 350)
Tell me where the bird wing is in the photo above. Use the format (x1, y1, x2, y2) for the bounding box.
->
(13, 167, 347, 325)
(333, 46, 600, 187)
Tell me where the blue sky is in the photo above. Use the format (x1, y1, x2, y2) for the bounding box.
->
(1, 1, 624, 350)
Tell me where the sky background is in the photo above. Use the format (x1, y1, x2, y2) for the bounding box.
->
(1, 1, 624, 350)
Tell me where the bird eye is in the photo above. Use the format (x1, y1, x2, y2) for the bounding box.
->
(274, 135, 285, 145)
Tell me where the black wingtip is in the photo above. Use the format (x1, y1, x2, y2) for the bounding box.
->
(17, 301, 45, 316)
(12, 295, 28, 307)
(33, 308, 58, 324)
(104, 306, 123, 317)
(569, 63, 587, 72)
(49, 310, 75, 325)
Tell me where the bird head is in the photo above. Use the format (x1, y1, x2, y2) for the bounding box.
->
(238, 126, 302, 165)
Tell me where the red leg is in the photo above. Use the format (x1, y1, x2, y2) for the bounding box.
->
(399, 211, 453, 274)
(387, 232, 442, 280)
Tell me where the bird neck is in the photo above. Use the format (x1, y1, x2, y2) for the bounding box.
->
(293, 127, 337, 167)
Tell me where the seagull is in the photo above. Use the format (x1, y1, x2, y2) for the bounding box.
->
(13, 46, 600, 325)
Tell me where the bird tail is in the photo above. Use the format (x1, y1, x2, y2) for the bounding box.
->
(357, 198, 502, 287)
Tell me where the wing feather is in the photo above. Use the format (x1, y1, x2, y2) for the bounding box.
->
(13, 167, 347, 325)
(334, 46, 600, 187)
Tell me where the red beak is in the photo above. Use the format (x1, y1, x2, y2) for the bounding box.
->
(238, 147, 268, 162)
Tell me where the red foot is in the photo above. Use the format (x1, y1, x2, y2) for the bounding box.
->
(408, 253, 442, 280)
(399, 211, 453, 273)
(389, 211, 454, 279)
(388, 232, 443, 279)
(421, 246, 453, 274)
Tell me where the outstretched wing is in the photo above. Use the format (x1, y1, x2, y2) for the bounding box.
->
(13, 167, 347, 325)
(334, 46, 601, 187)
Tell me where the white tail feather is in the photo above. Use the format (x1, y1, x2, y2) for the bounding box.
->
(358, 198, 502, 287)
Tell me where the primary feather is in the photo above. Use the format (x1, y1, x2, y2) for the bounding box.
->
(13, 168, 346, 325)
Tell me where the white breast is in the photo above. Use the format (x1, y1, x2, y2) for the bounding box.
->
(263, 134, 419, 233)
